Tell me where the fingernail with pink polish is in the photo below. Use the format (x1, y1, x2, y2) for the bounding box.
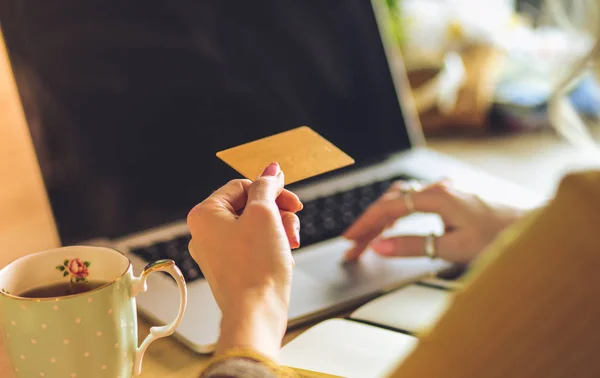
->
(293, 225, 301, 248)
(261, 162, 280, 177)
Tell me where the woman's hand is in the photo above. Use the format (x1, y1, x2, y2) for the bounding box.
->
(187, 163, 302, 359)
(344, 179, 527, 264)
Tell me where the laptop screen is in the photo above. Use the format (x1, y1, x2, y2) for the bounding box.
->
(1, 0, 413, 244)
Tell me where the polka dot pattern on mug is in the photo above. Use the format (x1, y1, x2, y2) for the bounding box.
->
(0, 259, 140, 378)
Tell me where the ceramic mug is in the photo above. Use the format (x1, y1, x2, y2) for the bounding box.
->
(0, 246, 187, 378)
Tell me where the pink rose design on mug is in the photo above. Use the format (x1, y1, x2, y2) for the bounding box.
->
(68, 258, 89, 278)
(56, 258, 91, 283)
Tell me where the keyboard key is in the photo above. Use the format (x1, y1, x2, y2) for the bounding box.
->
(342, 212, 355, 225)
(165, 242, 179, 260)
(341, 191, 356, 203)
(320, 208, 334, 221)
(359, 185, 375, 198)
(358, 197, 371, 210)
(323, 218, 336, 230)
(303, 202, 319, 216)
(323, 197, 337, 209)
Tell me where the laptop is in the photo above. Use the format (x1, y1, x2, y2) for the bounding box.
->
(1, 0, 539, 352)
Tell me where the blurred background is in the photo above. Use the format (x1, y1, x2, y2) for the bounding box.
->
(385, 0, 600, 137)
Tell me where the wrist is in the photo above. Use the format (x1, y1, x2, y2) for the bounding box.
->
(217, 289, 289, 360)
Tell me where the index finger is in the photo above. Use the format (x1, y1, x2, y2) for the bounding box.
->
(342, 189, 409, 261)
(343, 190, 409, 242)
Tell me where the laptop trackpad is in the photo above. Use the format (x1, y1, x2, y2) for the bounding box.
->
(289, 213, 449, 320)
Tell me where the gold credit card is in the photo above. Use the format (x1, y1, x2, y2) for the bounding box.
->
(216, 126, 355, 185)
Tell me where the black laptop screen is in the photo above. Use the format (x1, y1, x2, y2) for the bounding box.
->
(1, 0, 412, 244)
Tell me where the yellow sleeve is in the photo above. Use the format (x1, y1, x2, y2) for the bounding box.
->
(387, 171, 600, 377)
(200, 348, 300, 377)
(200, 348, 338, 378)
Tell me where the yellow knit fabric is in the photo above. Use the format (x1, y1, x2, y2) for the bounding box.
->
(200, 347, 299, 377)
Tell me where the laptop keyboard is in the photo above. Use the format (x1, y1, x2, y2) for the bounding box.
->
(298, 174, 411, 247)
(130, 174, 412, 283)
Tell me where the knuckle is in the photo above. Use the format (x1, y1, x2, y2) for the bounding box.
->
(425, 181, 455, 202)
(428, 181, 452, 194)
(379, 190, 400, 201)
(387, 180, 412, 194)
(253, 176, 274, 186)
(388, 180, 406, 191)
(186, 200, 214, 229)
(229, 178, 252, 187)
(283, 211, 300, 225)
(186, 204, 204, 228)
(250, 177, 275, 196)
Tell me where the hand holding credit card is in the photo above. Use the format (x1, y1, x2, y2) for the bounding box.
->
(216, 126, 355, 185)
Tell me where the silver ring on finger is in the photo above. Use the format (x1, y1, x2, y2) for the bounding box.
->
(401, 180, 421, 213)
(425, 233, 437, 260)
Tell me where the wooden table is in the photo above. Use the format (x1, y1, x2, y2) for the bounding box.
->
(134, 322, 316, 377)
(2, 31, 599, 377)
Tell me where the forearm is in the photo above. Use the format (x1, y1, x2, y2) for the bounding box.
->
(200, 289, 294, 377)
(217, 290, 288, 360)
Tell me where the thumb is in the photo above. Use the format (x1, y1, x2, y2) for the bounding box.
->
(247, 163, 285, 203)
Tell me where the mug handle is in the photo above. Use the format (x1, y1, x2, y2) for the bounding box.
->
(130, 259, 188, 376)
